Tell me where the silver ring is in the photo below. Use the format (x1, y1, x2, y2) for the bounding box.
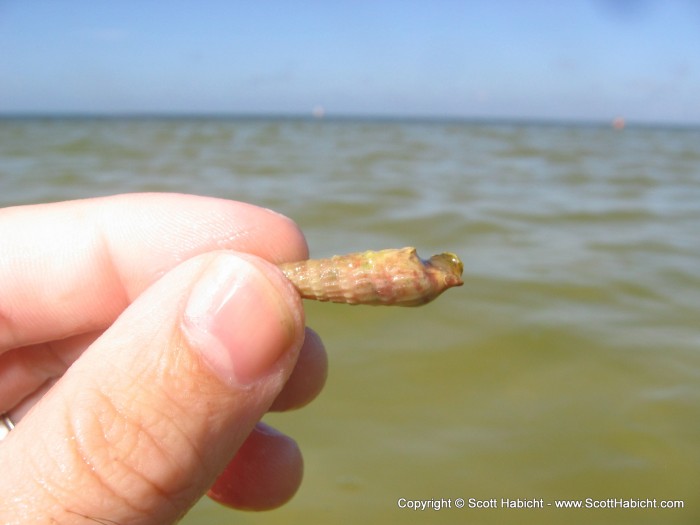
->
(0, 413, 15, 441)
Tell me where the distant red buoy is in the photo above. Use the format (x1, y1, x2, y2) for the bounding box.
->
(612, 116, 625, 130)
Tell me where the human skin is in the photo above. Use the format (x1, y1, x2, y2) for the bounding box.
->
(0, 193, 328, 524)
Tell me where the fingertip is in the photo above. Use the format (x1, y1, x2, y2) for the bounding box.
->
(257, 207, 310, 264)
(270, 328, 328, 412)
(183, 253, 305, 387)
(207, 422, 304, 511)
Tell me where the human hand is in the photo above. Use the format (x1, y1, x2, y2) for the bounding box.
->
(0, 193, 327, 524)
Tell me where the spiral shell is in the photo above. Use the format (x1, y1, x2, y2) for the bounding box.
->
(278, 247, 463, 306)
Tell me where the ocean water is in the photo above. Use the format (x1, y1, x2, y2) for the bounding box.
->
(1, 117, 699, 524)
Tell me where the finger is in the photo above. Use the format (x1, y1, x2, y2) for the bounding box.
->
(0, 193, 308, 352)
(270, 328, 328, 412)
(0, 328, 328, 416)
(1, 326, 328, 417)
(4, 377, 56, 422)
(0, 251, 306, 524)
(0, 332, 97, 413)
(208, 422, 304, 511)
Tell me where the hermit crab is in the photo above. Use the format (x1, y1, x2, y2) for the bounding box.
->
(278, 247, 463, 306)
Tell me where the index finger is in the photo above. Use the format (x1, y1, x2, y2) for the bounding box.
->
(0, 193, 308, 352)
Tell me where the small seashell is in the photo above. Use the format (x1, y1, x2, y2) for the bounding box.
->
(278, 247, 463, 306)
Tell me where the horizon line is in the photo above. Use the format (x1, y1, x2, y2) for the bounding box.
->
(0, 111, 698, 129)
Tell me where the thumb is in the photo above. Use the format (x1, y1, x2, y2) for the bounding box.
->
(0, 251, 305, 524)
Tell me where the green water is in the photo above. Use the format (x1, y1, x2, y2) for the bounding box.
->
(1, 117, 699, 524)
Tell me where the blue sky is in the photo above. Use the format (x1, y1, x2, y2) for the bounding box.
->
(1, 0, 699, 123)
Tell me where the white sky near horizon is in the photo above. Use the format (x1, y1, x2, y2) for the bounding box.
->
(1, 0, 699, 124)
